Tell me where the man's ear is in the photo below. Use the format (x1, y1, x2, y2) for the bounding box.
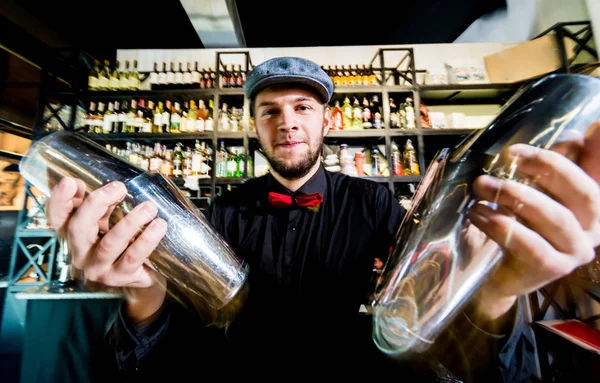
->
(322, 106, 331, 136)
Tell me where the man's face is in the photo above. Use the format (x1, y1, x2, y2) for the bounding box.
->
(253, 86, 330, 180)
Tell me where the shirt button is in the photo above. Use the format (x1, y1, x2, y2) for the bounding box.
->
(292, 227, 296, 231)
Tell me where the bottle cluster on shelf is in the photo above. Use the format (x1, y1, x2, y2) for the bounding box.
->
(88, 59, 140, 91)
(391, 139, 420, 176)
(215, 140, 253, 178)
(322, 65, 379, 87)
(148, 62, 219, 90)
(106, 140, 212, 178)
(82, 98, 248, 134)
(105, 139, 254, 181)
(327, 95, 415, 130)
(323, 138, 420, 177)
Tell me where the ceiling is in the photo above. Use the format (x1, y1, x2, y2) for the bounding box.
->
(0, 0, 508, 129)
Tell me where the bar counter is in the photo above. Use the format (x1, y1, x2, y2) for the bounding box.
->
(3, 281, 123, 383)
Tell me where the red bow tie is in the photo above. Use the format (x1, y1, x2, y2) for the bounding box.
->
(268, 192, 323, 211)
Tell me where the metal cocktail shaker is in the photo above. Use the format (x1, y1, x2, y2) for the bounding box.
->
(19, 131, 249, 327)
(371, 73, 600, 357)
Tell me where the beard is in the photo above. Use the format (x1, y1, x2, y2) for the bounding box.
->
(260, 136, 323, 180)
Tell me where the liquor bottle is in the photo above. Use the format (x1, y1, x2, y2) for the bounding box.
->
(368, 66, 378, 86)
(129, 60, 140, 90)
(172, 143, 183, 177)
(149, 62, 159, 88)
(332, 66, 341, 87)
(153, 101, 164, 133)
(391, 141, 403, 176)
(348, 65, 357, 86)
(331, 100, 344, 130)
(219, 103, 230, 131)
(226, 152, 236, 177)
(352, 97, 363, 129)
(389, 98, 399, 128)
(371, 146, 381, 176)
(196, 99, 207, 132)
(233, 149, 242, 177)
(191, 62, 201, 87)
(405, 97, 416, 129)
(142, 100, 154, 133)
(205, 99, 214, 131)
(95, 102, 105, 134)
(126, 99, 137, 133)
(341, 65, 349, 87)
(191, 140, 204, 176)
(342, 96, 352, 130)
(134, 98, 145, 133)
(166, 62, 175, 88)
(170, 102, 182, 133)
(175, 62, 184, 85)
(182, 146, 193, 177)
(361, 97, 372, 129)
(187, 100, 199, 132)
(183, 62, 193, 85)
(88, 60, 100, 90)
(199, 68, 207, 88)
(157, 62, 167, 89)
(115, 100, 126, 133)
(235, 64, 244, 87)
(403, 139, 420, 175)
(247, 153, 253, 178)
(109, 61, 121, 90)
(85, 101, 96, 132)
(162, 100, 172, 133)
(102, 102, 116, 134)
(97, 60, 110, 90)
(216, 140, 228, 178)
(119, 61, 130, 90)
(361, 65, 370, 86)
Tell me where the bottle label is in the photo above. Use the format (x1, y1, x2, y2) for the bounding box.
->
(88, 76, 98, 89)
(130, 78, 140, 89)
(109, 78, 120, 89)
(192, 155, 202, 172)
(98, 76, 109, 88)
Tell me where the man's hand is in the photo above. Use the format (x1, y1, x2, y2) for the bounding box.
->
(469, 123, 600, 321)
(47, 177, 169, 322)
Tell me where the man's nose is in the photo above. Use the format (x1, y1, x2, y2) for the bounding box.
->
(277, 107, 299, 132)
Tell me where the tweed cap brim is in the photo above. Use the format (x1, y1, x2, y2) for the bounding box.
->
(246, 74, 331, 104)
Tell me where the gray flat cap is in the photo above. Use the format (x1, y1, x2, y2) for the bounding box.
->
(244, 56, 334, 104)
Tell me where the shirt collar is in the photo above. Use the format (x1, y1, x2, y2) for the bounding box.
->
(266, 162, 327, 198)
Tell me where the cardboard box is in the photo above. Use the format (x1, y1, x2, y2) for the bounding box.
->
(483, 35, 576, 84)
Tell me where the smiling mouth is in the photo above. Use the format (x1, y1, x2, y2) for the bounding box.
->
(276, 141, 304, 148)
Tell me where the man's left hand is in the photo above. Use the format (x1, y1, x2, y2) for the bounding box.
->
(469, 123, 600, 321)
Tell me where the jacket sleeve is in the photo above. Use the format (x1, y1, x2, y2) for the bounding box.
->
(104, 296, 227, 381)
(427, 295, 537, 383)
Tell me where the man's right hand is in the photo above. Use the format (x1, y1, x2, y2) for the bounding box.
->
(46, 177, 169, 322)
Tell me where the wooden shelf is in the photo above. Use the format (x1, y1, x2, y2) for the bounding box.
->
(85, 132, 213, 141)
(326, 130, 385, 138)
(420, 128, 481, 136)
(419, 83, 521, 104)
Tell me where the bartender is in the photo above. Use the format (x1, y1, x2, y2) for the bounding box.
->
(46, 57, 600, 381)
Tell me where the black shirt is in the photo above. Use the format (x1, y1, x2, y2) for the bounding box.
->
(105, 164, 535, 381)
